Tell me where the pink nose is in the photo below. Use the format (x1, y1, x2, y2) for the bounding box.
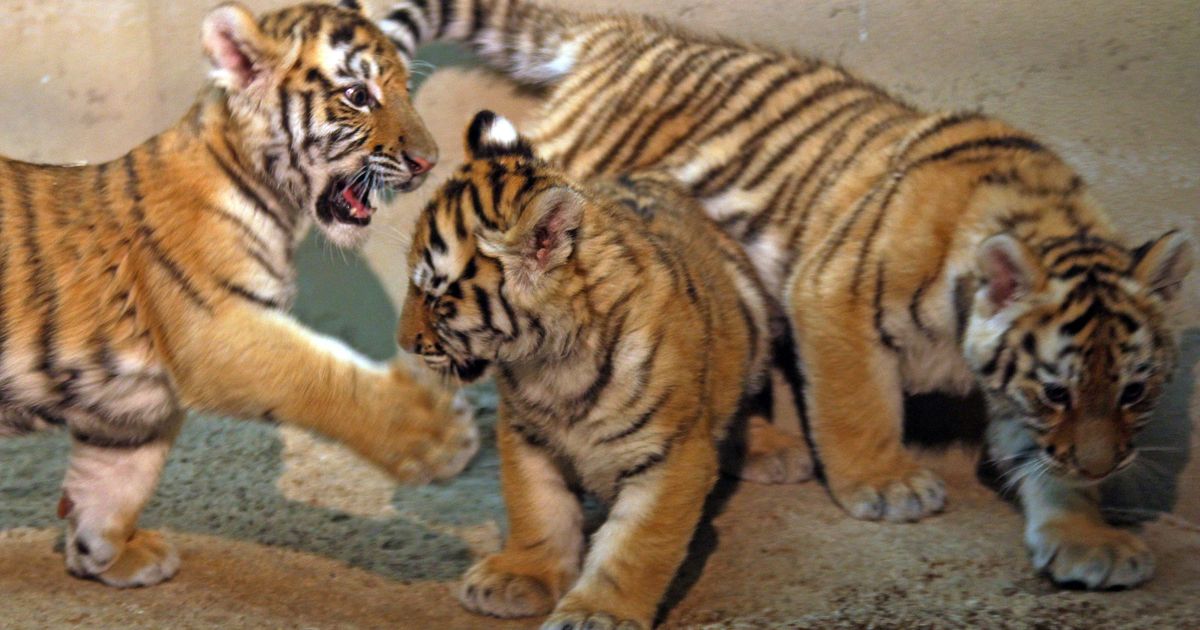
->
(403, 152, 435, 175)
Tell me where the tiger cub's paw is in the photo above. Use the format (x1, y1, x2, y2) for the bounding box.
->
(457, 555, 555, 618)
(383, 392, 480, 484)
(1027, 518, 1155, 589)
(737, 417, 814, 484)
(425, 393, 481, 481)
(830, 467, 946, 523)
(542, 611, 645, 630)
(67, 528, 180, 588)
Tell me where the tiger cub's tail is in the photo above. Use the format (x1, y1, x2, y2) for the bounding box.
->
(380, 0, 584, 85)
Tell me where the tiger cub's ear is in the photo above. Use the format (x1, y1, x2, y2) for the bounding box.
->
(478, 185, 584, 289)
(517, 187, 585, 271)
(976, 234, 1044, 316)
(1130, 230, 1194, 301)
(202, 3, 279, 91)
(465, 110, 536, 161)
(337, 0, 367, 14)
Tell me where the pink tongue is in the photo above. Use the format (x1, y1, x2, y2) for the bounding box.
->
(342, 187, 371, 218)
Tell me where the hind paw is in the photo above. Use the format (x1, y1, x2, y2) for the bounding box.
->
(737, 417, 814, 484)
(67, 528, 179, 588)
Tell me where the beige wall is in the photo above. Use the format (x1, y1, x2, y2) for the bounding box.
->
(1, 0, 1196, 315)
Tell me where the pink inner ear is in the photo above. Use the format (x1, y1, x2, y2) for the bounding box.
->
(985, 248, 1021, 308)
(534, 225, 553, 266)
(212, 27, 256, 87)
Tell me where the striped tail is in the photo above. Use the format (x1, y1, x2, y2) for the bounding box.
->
(380, 0, 582, 85)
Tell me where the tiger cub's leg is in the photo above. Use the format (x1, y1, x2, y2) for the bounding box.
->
(175, 309, 478, 483)
(458, 418, 584, 618)
(61, 411, 183, 587)
(731, 369, 814, 485)
(1019, 477, 1154, 589)
(545, 427, 718, 630)
(796, 305, 946, 522)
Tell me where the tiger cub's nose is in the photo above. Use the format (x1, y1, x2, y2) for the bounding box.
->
(403, 151, 435, 175)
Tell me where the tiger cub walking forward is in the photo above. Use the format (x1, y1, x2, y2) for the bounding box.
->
(0, 1, 479, 587)
(397, 112, 773, 628)
(380, 0, 1193, 589)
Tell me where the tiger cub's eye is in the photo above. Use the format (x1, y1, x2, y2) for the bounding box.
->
(344, 85, 373, 109)
(1041, 383, 1071, 406)
(1119, 382, 1146, 406)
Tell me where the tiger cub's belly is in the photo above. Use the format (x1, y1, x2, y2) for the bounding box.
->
(0, 342, 175, 440)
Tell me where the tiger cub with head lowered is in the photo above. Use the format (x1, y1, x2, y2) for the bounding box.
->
(397, 111, 776, 629)
(379, 0, 1194, 590)
(0, 1, 478, 588)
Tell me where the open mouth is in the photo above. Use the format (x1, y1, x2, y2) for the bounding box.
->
(317, 176, 376, 226)
(423, 354, 491, 382)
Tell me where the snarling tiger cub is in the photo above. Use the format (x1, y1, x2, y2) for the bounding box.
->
(396, 111, 788, 629)
(380, 0, 1194, 589)
(0, 1, 480, 587)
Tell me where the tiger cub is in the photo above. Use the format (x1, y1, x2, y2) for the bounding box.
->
(397, 111, 775, 629)
(380, 0, 1194, 589)
(0, 1, 479, 587)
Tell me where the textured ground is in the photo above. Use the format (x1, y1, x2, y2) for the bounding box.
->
(3, 391, 1199, 629)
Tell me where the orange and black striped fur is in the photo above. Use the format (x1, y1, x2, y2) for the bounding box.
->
(396, 111, 782, 628)
(381, 0, 1194, 589)
(0, 1, 480, 588)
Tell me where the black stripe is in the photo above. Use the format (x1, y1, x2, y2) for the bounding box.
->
(1060, 299, 1104, 336)
(509, 422, 550, 449)
(616, 451, 666, 484)
(124, 154, 211, 311)
(437, 0, 454, 37)
(427, 211, 447, 253)
(557, 40, 684, 168)
(593, 47, 724, 170)
(600, 390, 672, 444)
(388, 8, 423, 43)
(16, 173, 60, 380)
(892, 112, 986, 165)
(911, 136, 1045, 169)
(953, 275, 974, 344)
(873, 260, 899, 352)
(737, 95, 878, 193)
(695, 63, 829, 148)
(472, 286, 501, 335)
(908, 275, 937, 340)
(220, 280, 284, 310)
(616, 50, 740, 167)
(206, 143, 291, 236)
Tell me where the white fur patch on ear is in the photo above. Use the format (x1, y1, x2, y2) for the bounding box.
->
(202, 3, 267, 91)
(465, 110, 535, 159)
(483, 116, 519, 148)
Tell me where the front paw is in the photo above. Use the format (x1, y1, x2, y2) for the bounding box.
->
(542, 610, 645, 630)
(457, 555, 556, 619)
(67, 527, 179, 588)
(829, 467, 946, 522)
(1027, 518, 1155, 589)
(383, 391, 480, 484)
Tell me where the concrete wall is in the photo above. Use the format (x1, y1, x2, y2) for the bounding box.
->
(0, 0, 1195, 312)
